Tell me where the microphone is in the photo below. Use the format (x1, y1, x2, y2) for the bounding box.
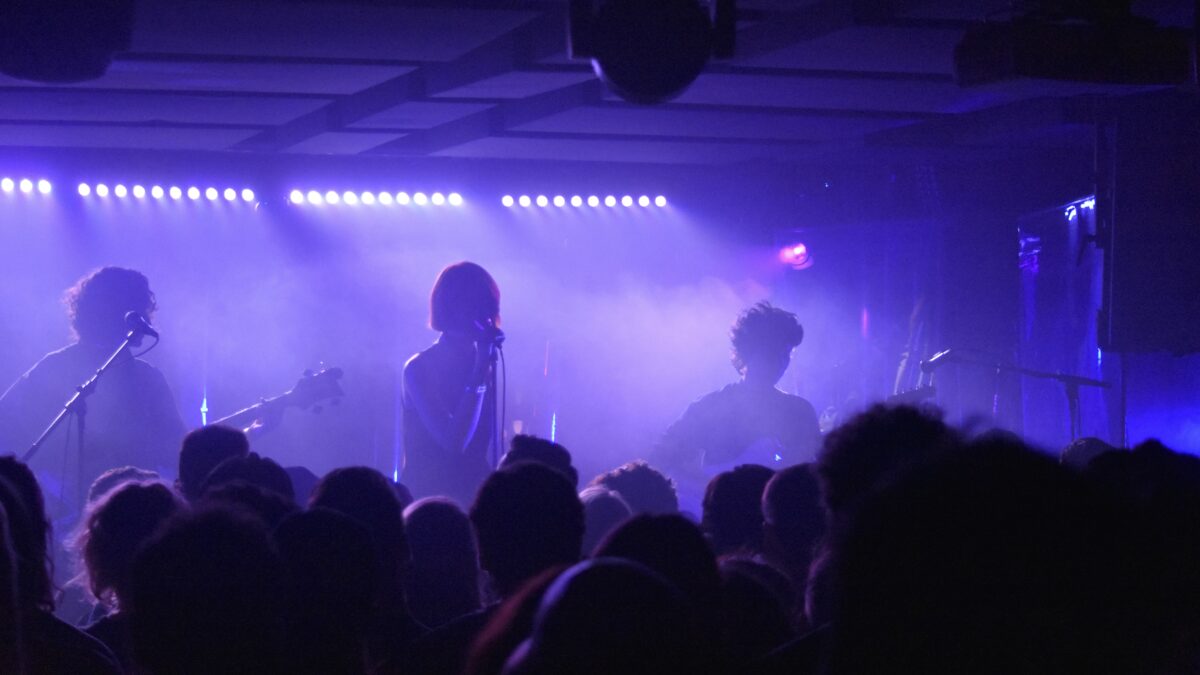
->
(920, 348, 954, 373)
(475, 319, 505, 347)
(124, 311, 159, 340)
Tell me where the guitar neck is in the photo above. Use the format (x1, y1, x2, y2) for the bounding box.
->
(207, 393, 289, 429)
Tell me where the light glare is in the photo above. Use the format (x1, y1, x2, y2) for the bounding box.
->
(553, 195, 565, 207)
(448, 192, 463, 206)
(621, 195, 633, 207)
(223, 188, 236, 201)
(241, 188, 255, 202)
(289, 190, 304, 205)
(343, 191, 358, 205)
(571, 195, 583, 207)
(414, 192, 428, 205)
(501, 195, 514, 207)
(361, 191, 376, 205)
(187, 187, 200, 200)
(169, 186, 183, 200)
(96, 184, 110, 197)
(114, 184, 128, 198)
(19, 179, 33, 193)
(37, 179, 51, 194)
(379, 192, 394, 205)
(518, 195, 531, 207)
(638, 195, 650, 207)
(325, 191, 340, 204)
(0, 178, 12, 192)
(431, 192, 445, 206)
(587, 196, 599, 207)
(397, 192, 411, 205)
(151, 186, 164, 199)
(655, 195, 667, 207)
(205, 187, 219, 201)
(77, 183, 91, 197)
(306, 191, 323, 205)
(133, 185, 146, 199)
(604, 196, 617, 207)
(536, 195, 548, 207)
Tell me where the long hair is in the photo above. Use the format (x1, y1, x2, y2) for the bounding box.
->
(429, 262, 500, 333)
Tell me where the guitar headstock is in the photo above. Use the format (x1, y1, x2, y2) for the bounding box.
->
(284, 366, 345, 411)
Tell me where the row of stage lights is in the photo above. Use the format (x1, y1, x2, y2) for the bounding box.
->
(502, 194, 667, 208)
(1, 177, 53, 195)
(289, 190, 463, 207)
(77, 183, 256, 203)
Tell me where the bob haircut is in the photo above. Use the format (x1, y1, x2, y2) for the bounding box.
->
(63, 267, 156, 344)
(429, 262, 501, 333)
(730, 302, 804, 373)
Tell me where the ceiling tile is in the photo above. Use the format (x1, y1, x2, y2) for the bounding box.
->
(350, 101, 494, 130)
(0, 90, 330, 126)
(0, 124, 258, 150)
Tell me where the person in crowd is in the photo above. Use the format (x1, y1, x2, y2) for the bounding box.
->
(588, 460, 678, 515)
(403, 262, 504, 506)
(78, 481, 184, 671)
(403, 497, 482, 629)
(201, 481, 298, 530)
(129, 507, 285, 675)
(86, 465, 160, 505)
(310, 466, 424, 671)
(0, 500, 24, 675)
(275, 508, 381, 675)
(577, 486, 631, 556)
(500, 435, 578, 488)
(0, 457, 121, 674)
(176, 424, 250, 502)
(0, 268, 185, 511)
(1060, 435, 1117, 470)
(465, 566, 569, 675)
(408, 462, 583, 675)
(718, 558, 795, 664)
(199, 451, 296, 503)
(701, 464, 775, 556)
(658, 302, 821, 476)
(760, 463, 825, 625)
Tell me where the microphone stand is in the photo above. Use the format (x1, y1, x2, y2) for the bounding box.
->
(23, 329, 143, 508)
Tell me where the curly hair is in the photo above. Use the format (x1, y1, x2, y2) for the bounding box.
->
(729, 302, 804, 373)
(63, 267, 156, 344)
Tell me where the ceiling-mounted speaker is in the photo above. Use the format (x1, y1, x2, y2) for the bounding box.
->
(0, 0, 135, 83)
(570, 0, 736, 105)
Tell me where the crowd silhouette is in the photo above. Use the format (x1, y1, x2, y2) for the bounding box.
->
(0, 402, 1197, 674)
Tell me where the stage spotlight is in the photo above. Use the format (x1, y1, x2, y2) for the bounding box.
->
(205, 187, 218, 201)
(132, 185, 145, 199)
(151, 186, 164, 199)
(655, 195, 667, 207)
(414, 192, 428, 205)
(289, 190, 304, 205)
(169, 186, 183, 200)
(536, 195, 549, 207)
(77, 183, 91, 197)
(779, 242, 813, 270)
(553, 195, 566, 207)
(19, 179, 34, 194)
(448, 192, 463, 206)
(604, 195, 617, 207)
(95, 184, 109, 197)
(186, 187, 200, 200)
(431, 192, 445, 206)
(343, 191, 358, 205)
(114, 184, 127, 198)
(379, 192, 394, 206)
(223, 188, 236, 201)
(361, 191, 376, 205)
(519, 195, 532, 207)
(638, 195, 650, 206)
(241, 188, 255, 202)
(0, 178, 12, 192)
(621, 195, 633, 207)
(571, 195, 583, 207)
(306, 190, 323, 205)
(325, 191, 340, 205)
(37, 179, 51, 194)
(502, 195, 515, 207)
(397, 192, 411, 205)
(568, 0, 735, 104)
(587, 196, 600, 207)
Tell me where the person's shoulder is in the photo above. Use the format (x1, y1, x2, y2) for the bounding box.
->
(25, 610, 124, 675)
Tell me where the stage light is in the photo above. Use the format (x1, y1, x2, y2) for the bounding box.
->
(114, 184, 127, 198)
(241, 188, 255, 202)
(431, 192, 445, 205)
(587, 196, 600, 207)
(604, 195, 617, 207)
(379, 192, 394, 205)
(20, 179, 34, 194)
(1081, 198, 1096, 209)
(37, 179, 51, 194)
(325, 191, 340, 205)
(414, 192, 428, 205)
(1065, 205, 1078, 220)
(397, 192, 411, 205)
(518, 195, 532, 207)
(0, 178, 12, 192)
(151, 186, 164, 199)
(448, 192, 463, 206)
(571, 195, 583, 207)
(289, 190, 304, 205)
(361, 191, 376, 205)
(132, 185, 146, 199)
(95, 184, 109, 197)
(343, 191, 358, 205)
(223, 188, 236, 201)
(621, 195, 633, 207)
(536, 195, 549, 207)
(77, 183, 91, 197)
(187, 187, 200, 200)
(502, 195, 515, 207)
(553, 195, 566, 207)
(655, 195, 667, 207)
(306, 190, 323, 205)
(638, 195, 650, 207)
(169, 186, 183, 200)
(779, 242, 813, 270)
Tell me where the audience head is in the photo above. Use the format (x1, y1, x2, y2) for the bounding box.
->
(63, 266, 156, 345)
(402, 497, 481, 628)
(0, 456, 51, 611)
(503, 559, 707, 675)
(200, 451, 295, 503)
(0, 499, 21, 675)
(1061, 436, 1117, 470)
(588, 460, 678, 515)
(129, 508, 284, 675)
(593, 513, 721, 613)
(578, 486, 631, 556)
(502, 435, 578, 488)
(466, 565, 568, 675)
(817, 404, 958, 520)
(80, 481, 182, 608)
(701, 464, 774, 556)
(177, 425, 250, 502)
(430, 261, 501, 332)
(730, 302, 804, 384)
(718, 558, 795, 662)
(471, 463, 584, 598)
(86, 465, 159, 504)
(200, 481, 298, 530)
(761, 463, 825, 587)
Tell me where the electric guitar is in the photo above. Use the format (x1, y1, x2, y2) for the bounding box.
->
(207, 366, 344, 437)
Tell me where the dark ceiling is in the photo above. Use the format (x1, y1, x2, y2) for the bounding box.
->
(0, 0, 1186, 165)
